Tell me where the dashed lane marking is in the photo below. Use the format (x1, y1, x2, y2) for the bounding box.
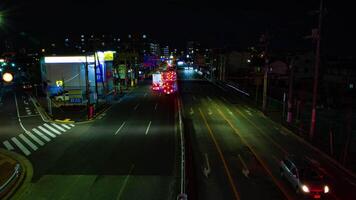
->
(134, 103, 140, 110)
(145, 121, 152, 135)
(115, 122, 126, 135)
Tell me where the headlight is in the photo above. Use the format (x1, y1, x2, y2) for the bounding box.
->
(301, 185, 310, 193)
(324, 185, 329, 193)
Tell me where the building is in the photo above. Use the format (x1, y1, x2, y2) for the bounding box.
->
(41, 51, 115, 105)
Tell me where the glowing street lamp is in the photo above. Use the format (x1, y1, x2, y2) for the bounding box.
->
(2, 72, 13, 83)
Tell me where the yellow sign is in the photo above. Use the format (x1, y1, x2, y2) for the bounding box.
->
(56, 80, 63, 87)
(104, 51, 115, 61)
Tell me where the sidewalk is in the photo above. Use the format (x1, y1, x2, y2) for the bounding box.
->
(0, 149, 30, 200)
(33, 86, 135, 123)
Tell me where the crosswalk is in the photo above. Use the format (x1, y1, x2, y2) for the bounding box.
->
(2, 123, 75, 156)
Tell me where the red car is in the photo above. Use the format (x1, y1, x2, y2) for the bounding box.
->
(152, 83, 161, 91)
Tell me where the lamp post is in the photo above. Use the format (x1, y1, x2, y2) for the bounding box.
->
(309, 0, 324, 141)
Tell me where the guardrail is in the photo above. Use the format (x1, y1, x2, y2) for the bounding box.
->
(177, 98, 187, 200)
(0, 163, 21, 194)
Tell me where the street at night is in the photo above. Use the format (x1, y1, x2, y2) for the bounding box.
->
(1, 0, 356, 200)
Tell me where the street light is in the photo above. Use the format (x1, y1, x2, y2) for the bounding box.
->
(2, 72, 13, 83)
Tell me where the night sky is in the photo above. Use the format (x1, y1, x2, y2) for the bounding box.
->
(1, 0, 355, 54)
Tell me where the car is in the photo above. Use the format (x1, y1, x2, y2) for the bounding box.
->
(162, 81, 176, 94)
(152, 83, 161, 91)
(280, 155, 330, 199)
(22, 82, 33, 90)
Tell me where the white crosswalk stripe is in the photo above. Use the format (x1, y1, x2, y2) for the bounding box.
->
(32, 128, 51, 142)
(61, 124, 71, 130)
(19, 134, 38, 151)
(3, 140, 14, 150)
(51, 123, 66, 132)
(38, 126, 56, 138)
(69, 124, 75, 127)
(26, 131, 45, 146)
(43, 123, 61, 135)
(12, 137, 31, 156)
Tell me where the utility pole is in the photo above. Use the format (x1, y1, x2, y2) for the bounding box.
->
(287, 57, 295, 123)
(261, 33, 269, 112)
(309, 0, 324, 141)
(94, 53, 99, 106)
(85, 55, 90, 119)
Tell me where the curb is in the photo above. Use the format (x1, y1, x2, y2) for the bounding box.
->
(0, 149, 33, 200)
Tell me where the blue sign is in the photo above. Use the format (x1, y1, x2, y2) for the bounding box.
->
(70, 98, 82, 103)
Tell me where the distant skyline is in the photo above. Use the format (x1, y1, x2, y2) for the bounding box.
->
(1, 0, 355, 54)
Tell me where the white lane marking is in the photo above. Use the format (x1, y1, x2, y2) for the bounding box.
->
(145, 121, 152, 135)
(275, 127, 288, 136)
(12, 137, 31, 156)
(25, 107, 30, 110)
(238, 154, 250, 178)
(115, 122, 126, 135)
(134, 103, 140, 110)
(116, 164, 135, 200)
(3, 141, 14, 150)
(203, 153, 211, 178)
(208, 108, 213, 115)
(32, 128, 51, 142)
(19, 134, 38, 151)
(221, 97, 229, 103)
(207, 96, 213, 102)
(246, 110, 253, 116)
(19, 114, 39, 118)
(14, 93, 30, 134)
(38, 126, 56, 138)
(61, 124, 71, 130)
(26, 131, 44, 146)
(44, 123, 61, 135)
(190, 107, 194, 115)
(154, 103, 158, 110)
(345, 178, 356, 187)
(51, 123, 67, 132)
(68, 124, 75, 127)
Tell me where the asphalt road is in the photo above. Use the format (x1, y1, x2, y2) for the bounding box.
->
(1, 82, 179, 200)
(178, 69, 356, 200)
(2, 69, 356, 200)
